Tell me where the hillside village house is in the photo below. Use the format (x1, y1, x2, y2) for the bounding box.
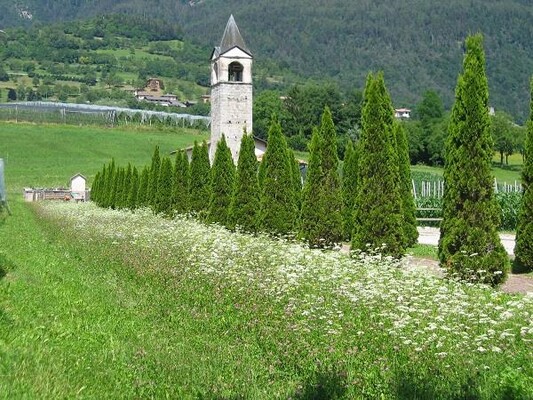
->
(394, 108, 411, 119)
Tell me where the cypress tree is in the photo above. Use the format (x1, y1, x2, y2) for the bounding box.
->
(103, 159, 115, 208)
(117, 163, 132, 210)
(258, 154, 267, 188)
(229, 134, 260, 232)
(299, 127, 325, 246)
(395, 122, 419, 247)
(513, 77, 533, 272)
(207, 135, 235, 226)
(148, 146, 161, 210)
(154, 157, 173, 216)
(341, 140, 358, 240)
(189, 141, 212, 217)
(127, 166, 139, 210)
(438, 34, 509, 285)
(318, 106, 343, 245)
(171, 151, 190, 215)
(259, 114, 297, 236)
(96, 163, 108, 207)
(351, 73, 404, 258)
(289, 149, 302, 212)
(137, 166, 150, 208)
(110, 167, 124, 210)
(91, 170, 102, 206)
(299, 107, 343, 247)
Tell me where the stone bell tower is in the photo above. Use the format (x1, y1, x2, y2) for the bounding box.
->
(210, 15, 253, 163)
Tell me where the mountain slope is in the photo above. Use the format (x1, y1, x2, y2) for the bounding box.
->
(175, 0, 533, 120)
(1, 0, 532, 120)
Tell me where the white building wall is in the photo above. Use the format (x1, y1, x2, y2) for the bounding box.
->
(71, 176, 86, 192)
(210, 83, 253, 162)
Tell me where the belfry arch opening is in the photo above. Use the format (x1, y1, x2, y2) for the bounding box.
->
(228, 62, 244, 82)
(213, 62, 219, 82)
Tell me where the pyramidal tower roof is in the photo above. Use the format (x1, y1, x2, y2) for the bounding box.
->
(219, 14, 250, 55)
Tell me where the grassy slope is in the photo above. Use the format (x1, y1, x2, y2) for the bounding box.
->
(1, 121, 532, 397)
(412, 152, 523, 183)
(0, 200, 262, 398)
(0, 121, 208, 193)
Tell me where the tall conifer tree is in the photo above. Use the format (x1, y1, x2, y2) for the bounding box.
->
(110, 167, 124, 210)
(118, 163, 132, 210)
(341, 140, 358, 240)
(438, 34, 508, 285)
(229, 134, 260, 232)
(137, 166, 150, 208)
(148, 146, 161, 209)
(155, 157, 173, 216)
(103, 159, 115, 208)
(351, 73, 404, 257)
(394, 122, 418, 247)
(189, 141, 211, 217)
(514, 77, 533, 272)
(127, 166, 139, 210)
(207, 135, 235, 226)
(318, 106, 343, 245)
(259, 114, 297, 235)
(171, 151, 190, 215)
(289, 149, 302, 212)
(91, 170, 102, 206)
(299, 127, 324, 245)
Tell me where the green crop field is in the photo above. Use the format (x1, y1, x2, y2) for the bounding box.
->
(412, 157, 523, 184)
(1, 121, 532, 398)
(0, 121, 207, 193)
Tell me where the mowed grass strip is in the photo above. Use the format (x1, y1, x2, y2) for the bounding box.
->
(0, 199, 273, 399)
(2, 199, 532, 398)
(0, 121, 207, 191)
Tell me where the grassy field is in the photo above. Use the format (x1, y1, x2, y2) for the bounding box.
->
(1, 199, 532, 398)
(412, 154, 523, 184)
(1, 121, 532, 397)
(0, 121, 208, 193)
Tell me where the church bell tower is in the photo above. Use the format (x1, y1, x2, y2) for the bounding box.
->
(210, 15, 253, 163)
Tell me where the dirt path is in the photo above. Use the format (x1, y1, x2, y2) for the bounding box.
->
(408, 257, 533, 295)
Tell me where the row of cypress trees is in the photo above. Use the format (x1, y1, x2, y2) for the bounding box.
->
(90, 34, 533, 282)
(91, 87, 417, 259)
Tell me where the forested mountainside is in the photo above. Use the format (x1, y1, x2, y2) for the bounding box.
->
(1, 0, 532, 120)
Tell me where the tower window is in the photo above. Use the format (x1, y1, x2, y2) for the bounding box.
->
(213, 62, 219, 81)
(228, 62, 244, 82)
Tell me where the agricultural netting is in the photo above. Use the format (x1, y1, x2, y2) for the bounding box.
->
(0, 102, 210, 129)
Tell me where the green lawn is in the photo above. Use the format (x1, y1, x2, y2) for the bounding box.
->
(412, 154, 523, 184)
(0, 121, 207, 193)
(1, 121, 532, 397)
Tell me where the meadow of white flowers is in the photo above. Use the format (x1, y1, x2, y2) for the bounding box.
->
(40, 202, 533, 397)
